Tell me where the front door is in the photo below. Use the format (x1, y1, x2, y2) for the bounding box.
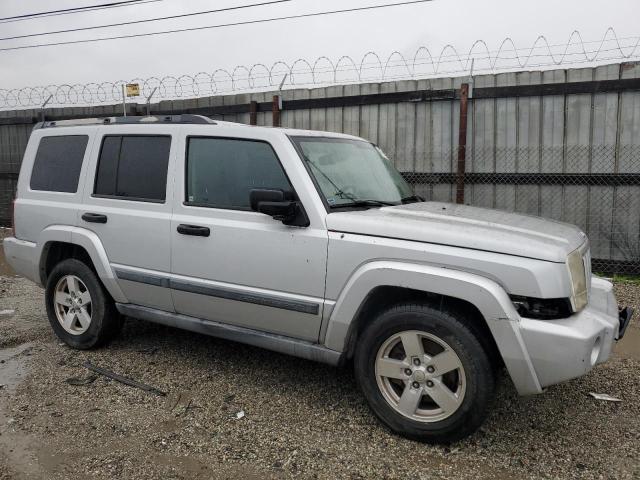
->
(170, 134, 327, 341)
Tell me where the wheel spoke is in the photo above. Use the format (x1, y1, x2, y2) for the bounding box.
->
(66, 276, 80, 295)
(400, 332, 424, 359)
(76, 308, 91, 329)
(427, 378, 461, 414)
(428, 349, 460, 376)
(78, 291, 91, 307)
(62, 311, 75, 330)
(397, 385, 423, 416)
(376, 357, 409, 380)
(55, 291, 72, 307)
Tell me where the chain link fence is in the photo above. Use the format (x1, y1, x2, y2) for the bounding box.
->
(402, 145, 640, 274)
(1, 62, 640, 276)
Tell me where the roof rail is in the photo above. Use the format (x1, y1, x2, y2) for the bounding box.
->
(38, 114, 216, 129)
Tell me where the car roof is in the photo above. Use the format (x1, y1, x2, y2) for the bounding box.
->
(35, 115, 366, 142)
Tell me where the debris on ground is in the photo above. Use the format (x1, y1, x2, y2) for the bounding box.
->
(234, 410, 245, 420)
(165, 391, 194, 415)
(64, 375, 98, 386)
(1, 270, 639, 479)
(588, 392, 623, 402)
(136, 346, 159, 355)
(84, 361, 166, 396)
(0, 309, 15, 315)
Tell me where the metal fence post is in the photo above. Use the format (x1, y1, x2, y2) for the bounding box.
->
(272, 95, 281, 127)
(249, 100, 258, 125)
(456, 83, 469, 204)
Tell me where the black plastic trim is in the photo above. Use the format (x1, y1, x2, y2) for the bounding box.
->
(510, 295, 573, 320)
(114, 269, 170, 288)
(618, 306, 634, 339)
(114, 269, 320, 315)
(170, 279, 320, 315)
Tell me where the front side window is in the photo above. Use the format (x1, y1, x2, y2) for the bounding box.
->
(291, 136, 414, 208)
(30, 135, 88, 193)
(186, 137, 292, 210)
(94, 135, 171, 202)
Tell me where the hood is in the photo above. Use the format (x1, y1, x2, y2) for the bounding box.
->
(325, 202, 587, 263)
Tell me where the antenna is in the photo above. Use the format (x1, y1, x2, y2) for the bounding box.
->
(40, 94, 53, 122)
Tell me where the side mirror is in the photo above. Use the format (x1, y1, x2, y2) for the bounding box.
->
(249, 189, 309, 227)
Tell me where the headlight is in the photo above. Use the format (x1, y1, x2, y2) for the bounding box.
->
(510, 295, 572, 319)
(567, 248, 588, 312)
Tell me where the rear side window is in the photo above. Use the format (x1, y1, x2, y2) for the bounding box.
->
(30, 135, 89, 193)
(94, 135, 171, 202)
(186, 137, 292, 210)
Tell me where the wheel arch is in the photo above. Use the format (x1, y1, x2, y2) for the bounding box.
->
(36, 226, 127, 303)
(340, 286, 501, 368)
(324, 261, 542, 395)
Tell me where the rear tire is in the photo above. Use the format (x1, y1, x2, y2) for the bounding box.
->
(354, 302, 495, 443)
(45, 259, 123, 349)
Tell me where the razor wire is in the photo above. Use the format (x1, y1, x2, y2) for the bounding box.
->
(1, 27, 640, 109)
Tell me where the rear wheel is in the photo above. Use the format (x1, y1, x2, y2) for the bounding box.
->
(45, 259, 122, 349)
(354, 303, 495, 443)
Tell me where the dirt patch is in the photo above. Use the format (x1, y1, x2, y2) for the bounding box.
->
(0, 228, 15, 277)
(0, 271, 638, 479)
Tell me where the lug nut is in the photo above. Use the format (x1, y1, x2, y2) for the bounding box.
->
(404, 369, 412, 376)
(412, 381, 420, 389)
(427, 366, 435, 373)
(426, 380, 434, 388)
(412, 358, 421, 366)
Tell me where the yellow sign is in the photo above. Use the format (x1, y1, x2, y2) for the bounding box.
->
(125, 83, 140, 97)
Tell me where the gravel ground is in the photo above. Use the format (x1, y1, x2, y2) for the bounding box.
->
(1, 229, 639, 479)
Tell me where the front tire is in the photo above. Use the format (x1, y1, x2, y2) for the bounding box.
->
(45, 258, 122, 349)
(354, 303, 495, 443)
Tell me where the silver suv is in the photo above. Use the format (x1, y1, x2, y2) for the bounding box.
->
(3, 115, 633, 443)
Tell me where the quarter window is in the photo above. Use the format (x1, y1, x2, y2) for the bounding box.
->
(30, 135, 88, 193)
(186, 137, 292, 210)
(94, 135, 171, 202)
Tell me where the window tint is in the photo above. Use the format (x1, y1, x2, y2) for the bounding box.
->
(94, 135, 171, 201)
(186, 138, 292, 210)
(30, 135, 88, 193)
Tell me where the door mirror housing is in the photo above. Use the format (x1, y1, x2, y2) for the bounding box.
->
(249, 189, 309, 227)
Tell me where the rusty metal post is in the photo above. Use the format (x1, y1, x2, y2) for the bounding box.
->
(272, 95, 281, 127)
(249, 100, 258, 125)
(456, 83, 469, 204)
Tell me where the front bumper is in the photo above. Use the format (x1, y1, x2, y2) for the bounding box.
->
(517, 276, 632, 390)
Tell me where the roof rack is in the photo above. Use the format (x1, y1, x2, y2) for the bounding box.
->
(38, 114, 216, 129)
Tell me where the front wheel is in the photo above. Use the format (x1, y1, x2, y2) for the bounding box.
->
(354, 303, 495, 443)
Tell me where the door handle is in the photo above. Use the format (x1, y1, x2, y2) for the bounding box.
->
(82, 213, 108, 224)
(177, 224, 210, 237)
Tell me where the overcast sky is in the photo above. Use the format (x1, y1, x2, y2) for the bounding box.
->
(0, 0, 637, 92)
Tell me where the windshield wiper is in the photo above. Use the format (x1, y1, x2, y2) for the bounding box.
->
(401, 194, 424, 204)
(331, 199, 398, 208)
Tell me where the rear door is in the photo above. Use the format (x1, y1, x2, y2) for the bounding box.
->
(80, 126, 177, 311)
(170, 131, 328, 341)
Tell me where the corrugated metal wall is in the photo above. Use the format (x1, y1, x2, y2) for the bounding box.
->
(1, 62, 639, 272)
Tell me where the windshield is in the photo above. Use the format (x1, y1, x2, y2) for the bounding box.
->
(291, 136, 415, 208)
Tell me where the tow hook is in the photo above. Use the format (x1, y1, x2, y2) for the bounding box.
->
(618, 307, 634, 340)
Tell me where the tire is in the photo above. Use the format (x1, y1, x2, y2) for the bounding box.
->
(45, 258, 123, 349)
(354, 302, 495, 443)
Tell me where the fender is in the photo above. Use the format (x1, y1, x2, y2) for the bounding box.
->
(36, 225, 127, 303)
(323, 260, 542, 395)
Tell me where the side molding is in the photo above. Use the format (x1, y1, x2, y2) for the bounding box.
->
(324, 261, 543, 395)
(117, 303, 342, 365)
